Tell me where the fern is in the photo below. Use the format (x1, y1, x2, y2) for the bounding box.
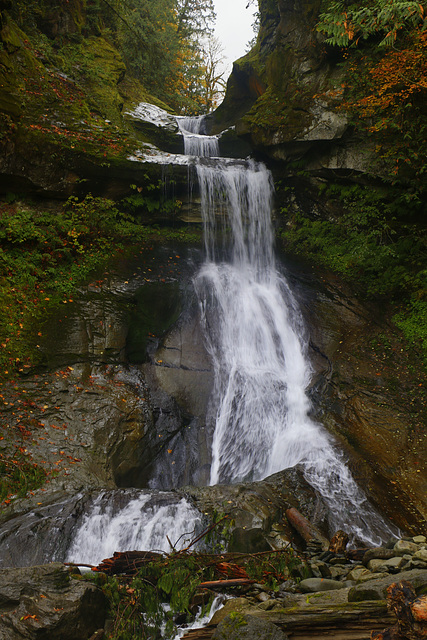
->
(318, 0, 426, 47)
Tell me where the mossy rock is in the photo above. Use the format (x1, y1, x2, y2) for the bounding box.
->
(213, 613, 288, 640)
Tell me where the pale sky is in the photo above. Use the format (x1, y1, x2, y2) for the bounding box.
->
(213, 0, 257, 75)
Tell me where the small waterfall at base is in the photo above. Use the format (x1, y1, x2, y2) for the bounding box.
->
(183, 121, 398, 546)
(66, 491, 202, 566)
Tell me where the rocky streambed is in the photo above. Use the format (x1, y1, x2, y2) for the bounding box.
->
(1, 535, 426, 640)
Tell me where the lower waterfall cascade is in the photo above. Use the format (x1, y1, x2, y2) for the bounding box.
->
(66, 492, 202, 566)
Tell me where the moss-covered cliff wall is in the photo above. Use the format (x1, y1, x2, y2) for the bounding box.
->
(0, 0, 178, 199)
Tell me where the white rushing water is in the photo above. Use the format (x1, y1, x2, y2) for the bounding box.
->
(183, 119, 397, 545)
(66, 492, 202, 566)
(177, 116, 219, 157)
(67, 110, 396, 567)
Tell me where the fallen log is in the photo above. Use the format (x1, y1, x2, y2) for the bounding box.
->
(93, 550, 163, 576)
(198, 578, 256, 589)
(371, 579, 427, 640)
(285, 507, 329, 549)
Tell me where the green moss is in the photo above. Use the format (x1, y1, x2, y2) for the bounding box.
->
(0, 450, 48, 506)
(56, 36, 126, 122)
(279, 181, 427, 359)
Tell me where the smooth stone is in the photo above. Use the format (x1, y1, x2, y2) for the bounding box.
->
(357, 572, 386, 583)
(329, 566, 349, 580)
(348, 568, 427, 602)
(381, 556, 409, 572)
(347, 566, 373, 582)
(363, 548, 398, 565)
(299, 578, 349, 593)
(394, 540, 418, 555)
(414, 549, 427, 562)
(367, 559, 387, 572)
(413, 536, 427, 544)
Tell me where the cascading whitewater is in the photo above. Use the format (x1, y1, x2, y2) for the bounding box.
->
(177, 116, 219, 157)
(185, 121, 397, 545)
(66, 492, 202, 566)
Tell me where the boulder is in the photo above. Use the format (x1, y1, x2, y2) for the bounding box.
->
(182, 466, 328, 553)
(212, 613, 288, 640)
(0, 563, 106, 640)
(298, 578, 351, 593)
(394, 540, 419, 556)
(348, 569, 427, 602)
(125, 102, 184, 154)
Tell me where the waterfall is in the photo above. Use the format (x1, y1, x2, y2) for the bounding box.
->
(66, 110, 397, 564)
(183, 117, 397, 545)
(177, 116, 219, 157)
(66, 492, 202, 566)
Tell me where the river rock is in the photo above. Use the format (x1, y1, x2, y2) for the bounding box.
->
(181, 466, 328, 553)
(347, 566, 374, 582)
(298, 578, 350, 593)
(0, 563, 106, 640)
(363, 548, 399, 565)
(382, 557, 410, 573)
(394, 540, 419, 555)
(212, 613, 288, 640)
(348, 569, 427, 602)
(414, 549, 427, 562)
(367, 559, 389, 573)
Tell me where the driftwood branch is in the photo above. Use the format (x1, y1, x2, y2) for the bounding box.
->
(198, 578, 256, 589)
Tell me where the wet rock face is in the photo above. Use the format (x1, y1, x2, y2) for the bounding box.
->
(0, 489, 199, 568)
(181, 466, 328, 553)
(0, 244, 213, 499)
(0, 470, 322, 567)
(291, 266, 427, 535)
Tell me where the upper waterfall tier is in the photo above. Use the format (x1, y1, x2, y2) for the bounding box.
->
(177, 115, 220, 157)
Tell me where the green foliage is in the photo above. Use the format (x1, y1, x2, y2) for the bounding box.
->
(280, 182, 427, 356)
(8, 0, 219, 114)
(317, 0, 426, 47)
(0, 196, 142, 376)
(97, 545, 306, 640)
(0, 450, 48, 506)
(0, 194, 202, 379)
(393, 298, 427, 353)
(123, 183, 182, 216)
(104, 554, 217, 639)
(102, 0, 217, 113)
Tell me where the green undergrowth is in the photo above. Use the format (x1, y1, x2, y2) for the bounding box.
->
(85, 545, 306, 640)
(280, 181, 427, 358)
(0, 448, 49, 505)
(0, 194, 200, 380)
